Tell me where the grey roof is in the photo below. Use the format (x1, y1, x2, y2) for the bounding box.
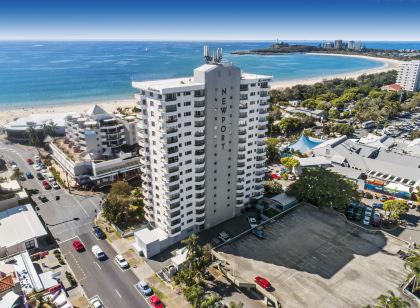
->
(298, 156, 331, 167)
(327, 165, 362, 180)
(86, 104, 107, 116)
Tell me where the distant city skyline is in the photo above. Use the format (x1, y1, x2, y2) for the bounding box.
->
(1, 0, 420, 40)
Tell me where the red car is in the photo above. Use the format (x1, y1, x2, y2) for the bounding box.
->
(271, 173, 280, 180)
(42, 180, 51, 189)
(255, 276, 271, 290)
(27, 158, 34, 165)
(150, 295, 164, 308)
(72, 240, 85, 252)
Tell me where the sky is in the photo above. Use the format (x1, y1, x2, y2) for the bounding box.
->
(0, 0, 420, 41)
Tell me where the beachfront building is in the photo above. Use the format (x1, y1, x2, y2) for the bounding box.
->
(132, 48, 271, 256)
(4, 113, 70, 144)
(49, 105, 141, 187)
(396, 60, 420, 92)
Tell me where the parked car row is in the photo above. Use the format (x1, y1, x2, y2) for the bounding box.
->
(346, 203, 381, 227)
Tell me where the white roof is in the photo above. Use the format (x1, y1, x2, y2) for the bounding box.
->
(0, 180, 21, 192)
(134, 228, 167, 244)
(270, 193, 297, 206)
(132, 77, 203, 93)
(384, 182, 411, 193)
(0, 204, 48, 248)
(297, 156, 331, 167)
(4, 113, 73, 131)
(241, 72, 272, 80)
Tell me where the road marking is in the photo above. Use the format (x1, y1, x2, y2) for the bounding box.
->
(114, 289, 122, 298)
(57, 235, 78, 245)
(94, 261, 102, 270)
(63, 250, 87, 281)
(71, 194, 90, 218)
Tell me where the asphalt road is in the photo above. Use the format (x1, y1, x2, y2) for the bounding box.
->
(61, 233, 149, 308)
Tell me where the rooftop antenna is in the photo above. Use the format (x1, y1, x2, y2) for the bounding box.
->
(203, 44, 222, 64)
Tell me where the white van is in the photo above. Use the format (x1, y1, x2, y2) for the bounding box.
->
(91, 245, 106, 260)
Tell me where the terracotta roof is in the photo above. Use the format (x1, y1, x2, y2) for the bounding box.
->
(0, 275, 14, 293)
(389, 84, 403, 91)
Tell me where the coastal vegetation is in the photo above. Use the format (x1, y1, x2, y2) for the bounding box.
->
(286, 168, 361, 210)
(383, 200, 409, 222)
(102, 180, 145, 230)
(364, 290, 410, 308)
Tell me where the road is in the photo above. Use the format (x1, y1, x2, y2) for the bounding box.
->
(0, 140, 150, 308)
(61, 233, 149, 308)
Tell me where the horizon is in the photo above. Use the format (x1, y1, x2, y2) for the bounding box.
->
(1, 0, 420, 41)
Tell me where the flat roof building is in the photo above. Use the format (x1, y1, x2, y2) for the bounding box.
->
(396, 60, 420, 92)
(132, 47, 271, 256)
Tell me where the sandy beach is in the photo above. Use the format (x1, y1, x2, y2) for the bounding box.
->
(0, 99, 137, 127)
(271, 53, 402, 89)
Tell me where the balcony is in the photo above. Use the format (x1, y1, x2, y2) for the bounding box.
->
(195, 167, 205, 174)
(238, 154, 246, 160)
(195, 158, 205, 165)
(256, 155, 265, 161)
(194, 90, 205, 98)
(196, 200, 205, 208)
(237, 185, 244, 190)
(239, 121, 247, 127)
(196, 193, 205, 202)
(171, 218, 181, 227)
(238, 129, 246, 135)
(258, 125, 267, 131)
(240, 85, 249, 92)
(169, 193, 180, 201)
(195, 184, 205, 191)
(260, 100, 268, 106)
(195, 140, 205, 147)
(237, 170, 245, 175)
(257, 134, 265, 139)
(165, 126, 178, 134)
(195, 149, 205, 158)
(196, 209, 205, 217)
(237, 162, 245, 168)
(239, 103, 247, 109)
(260, 91, 269, 97)
(170, 201, 180, 210)
(167, 136, 178, 144)
(256, 163, 265, 169)
(236, 192, 244, 198)
(260, 82, 269, 89)
(194, 101, 206, 108)
(170, 210, 181, 219)
(259, 108, 268, 114)
(238, 147, 246, 152)
(256, 148, 266, 154)
(165, 105, 177, 113)
(168, 166, 179, 173)
(196, 217, 205, 224)
(239, 112, 247, 118)
(166, 116, 178, 124)
(238, 138, 246, 144)
(194, 121, 205, 128)
(240, 94, 248, 101)
(195, 131, 205, 138)
(195, 175, 205, 182)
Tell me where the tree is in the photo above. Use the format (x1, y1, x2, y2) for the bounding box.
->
(405, 249, 420, 293)
(286, 168, 361, 211)
(280, 157, 300, 170)
(229, 302, 244, 308)
(375, 290, 410, 308)
(26, 126, 40, 146)
(264, 180, 283, 195)
(102, 180, 144, 229)
(266, 138, 280, 161)
(383, 200, 409, 222)
(278, 117, 303, 136)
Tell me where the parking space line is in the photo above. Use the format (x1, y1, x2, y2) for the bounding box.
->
(114, 289, 122, 298)
(63, 250, 87, 281)
(94, 261, 102, 270)
(57, 235, 78, 245)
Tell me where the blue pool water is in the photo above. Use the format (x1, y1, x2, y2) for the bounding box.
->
(0, 41, 417, 108)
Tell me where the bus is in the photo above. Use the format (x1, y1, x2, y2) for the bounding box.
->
(361, 120, 376, 129)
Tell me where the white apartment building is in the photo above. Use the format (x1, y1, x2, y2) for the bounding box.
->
(132, 49, 271, 254)
(49, 105, 141, 187)
(396, 60, 420, 92)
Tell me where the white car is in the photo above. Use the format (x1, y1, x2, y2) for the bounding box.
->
(33, 164, 42, 171)
(114, 254, 129, 268)
(248, 217, 258, 228)
(11, 164, 19, 171)
(363, 216, 371, 226)
(50, 181, 60, 189)
(47, 175, 55, 182)
(91, 245, 106, 260)
(364, 206, 373, 217)
(89, 296, 104, 308)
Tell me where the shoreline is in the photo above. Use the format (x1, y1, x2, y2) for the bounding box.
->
(0, 99, 136, 127)
(271, 53, 402, 89)
(0, 53, 402, 126)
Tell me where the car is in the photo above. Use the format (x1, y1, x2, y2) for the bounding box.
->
(252, 228, 266, 239)
(33, 164, 42, 171)
(34, 155, 40, 162)
(372, 203, 384, 209)
(363, 216, 371, 226)
(19, 175, 26, 181)
(379, 195, 388, 202)
(248, 217, 258, 227)
(50, 181, 60, 189)
(91, 245, 106, 260)
(41, 169, 49, 177)
(114, 254, 129, 268)
(150, 295, 164, 308)
(363, 192, 373, 199)
(136, 280, 153, 296)
(397, 250, 410, 260)
(26, 158, 34, 165)
(11, 164, 18, 171)
(38, 194, 48, 202)
(72, 240, 85, 252)
(92, 226, 106, 239)
(36, 172, 44, 180)
(218, 231, 231, 243)
(408, 201, 415, 209)
(255, 276, 271, 290)
(364, 206, 373, 217)
(288, 174, 296, 181)
(42, 180, 51, 189)
(25, 171, 34, 179)
(89, 296, 104, 308)
(47, 175, 55, 182)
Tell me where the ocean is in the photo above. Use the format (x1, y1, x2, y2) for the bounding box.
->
(0, 41, 418, 108)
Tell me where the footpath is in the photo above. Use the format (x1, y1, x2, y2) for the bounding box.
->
(95, 215, 190, 308)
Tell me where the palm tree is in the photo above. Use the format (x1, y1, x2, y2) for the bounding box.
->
(47, 120, 58, 137)
(405, 249, 420, 293)
(26, 126, 39, 146)
(376, 290, 410, 308)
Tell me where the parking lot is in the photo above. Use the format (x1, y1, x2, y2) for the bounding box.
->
(214, 205, 411, 308)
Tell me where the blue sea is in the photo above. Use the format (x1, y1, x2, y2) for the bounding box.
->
(0, 41, 419, 109)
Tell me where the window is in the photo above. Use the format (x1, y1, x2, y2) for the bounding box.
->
(185, 132, 191, 136)
(25, 239, 36, 250)
(184, 122, 191, 127)
(184, 111, 191, 116)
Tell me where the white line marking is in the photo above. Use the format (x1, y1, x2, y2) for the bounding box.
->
(94, 261, 102, 270)
(114, 289, 122, 298)
(71, 194, 90, 218)
(57, 235, 78, 245)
